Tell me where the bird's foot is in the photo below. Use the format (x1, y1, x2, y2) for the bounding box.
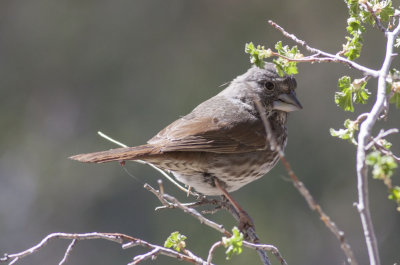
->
(238, 209, 255, 232)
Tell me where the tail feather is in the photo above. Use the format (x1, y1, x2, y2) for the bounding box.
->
(69, 144, 159, 163)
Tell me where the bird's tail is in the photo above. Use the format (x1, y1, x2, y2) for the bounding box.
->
(69, 144, 159, 163)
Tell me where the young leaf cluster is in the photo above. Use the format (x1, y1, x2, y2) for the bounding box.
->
(335, 76, 370, 112)
(330, 118, 360, 144)
(387, 69, 400, 108)
(164, 231, 187, 252)
(245, 42, 273, 68)
(366, 151, 397, 180)
(344, 16, 365, 60)
(245, 41, 302, 76)
(343, 0, 394, 60)
(366, 150, 399, 210)
(388, 186, 400, 210)
(222, 227, 243, 260)
(389, 84, 400, 107)
(273, 41, 302, 76)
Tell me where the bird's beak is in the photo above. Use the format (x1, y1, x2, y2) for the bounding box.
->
(272, 91, 303, 112)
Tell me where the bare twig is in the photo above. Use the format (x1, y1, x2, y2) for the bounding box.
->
(253, 98, 358, 265)
(155, 197, 225, 213)
(0, 232, 120, 264)
(373, 143, 400, 162)
(355, 17, 400, 265)
(58, 239, 77, 265)
(206, 241, 223, 265)
(122, 237, 206, 265)
(268, 20, 380, 77)
(0, 232, 210, 265)
(144, 183, 230, 236)
(128, 247, 161, 265)
(247, 228, 271, 265)
(205, 237, 288, 265)
(242, 241, 287, 265)
(355, 113, 369, 125)
(366, 128, 399, 150)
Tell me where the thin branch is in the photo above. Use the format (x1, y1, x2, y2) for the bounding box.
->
(355, 17, 400, 265)
(155, 197, 225, 213)
(373, 143, 400, 162)
(121, 237, 207, 265)
(58, 239, 77, 265)
(0, 232, 208, 265)
(253, 98, 358, 265)
(206, 241, 223, 265)
(355, 113, 369, 125)
(242, 241, 287, 265)
(366, 128, 399, 150)
(268, 20, 380, 77)
(144, 183, 230, 236)
(182, 249, 207, 265)
(128, 247, 160, 265)
(247, 227, 271, 265)
(1, 232, 122, 264)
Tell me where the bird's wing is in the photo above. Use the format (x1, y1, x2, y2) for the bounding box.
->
(147, 114, 269, 153)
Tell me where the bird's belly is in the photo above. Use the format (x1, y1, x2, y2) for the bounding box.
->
(161, 151, 280, 196)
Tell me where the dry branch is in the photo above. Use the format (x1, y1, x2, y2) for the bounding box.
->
(268, 20, 380, 77)
(254, 98, 358, 265)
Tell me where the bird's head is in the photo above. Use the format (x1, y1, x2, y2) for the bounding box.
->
(231, 63, 302, 113)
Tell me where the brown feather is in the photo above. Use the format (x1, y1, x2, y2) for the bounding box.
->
(69, 144, 160, 163)
(147, 100, 270, 153)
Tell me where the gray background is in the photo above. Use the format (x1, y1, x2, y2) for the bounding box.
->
(0, 1, 399, 264)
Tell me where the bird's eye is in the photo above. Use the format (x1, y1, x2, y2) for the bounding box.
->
(264, 81, 275, 90)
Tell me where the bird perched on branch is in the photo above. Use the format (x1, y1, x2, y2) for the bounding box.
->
(70, 63, 302, 230)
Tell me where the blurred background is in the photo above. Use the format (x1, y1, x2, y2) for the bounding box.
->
(0, 0, 399, 264)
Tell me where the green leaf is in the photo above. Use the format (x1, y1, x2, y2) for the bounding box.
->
(222, 227, 243, 260)
(388, 186, 400, 207)
(272, 41, 301, 76)
(338, 76, 351, 89)
(378, 139, 392, 150)
(164, 231, 187, 252)
(346, 0, 361, 17)
(244, 42, 273, 68)
(335, 76, 354, 111)
(335, 76, 370, 111)
(330, 118, 359, 144)
(366, 151, 398, 180)
(330, 127, 352, 139)
(245, 41, 301, 75)
(377, 0, 394, 22)
(360, 9, 374, 25)
(347, 17, 365, 35)
(335, 91, 353, 111)
(389, 92, 400, 108)
(352, 78, 370, 104)
(389, 80, 400, 108)
(273, 58, 299, 76)
(343, 34, 363, 60)
(245, 42, 264, 68)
